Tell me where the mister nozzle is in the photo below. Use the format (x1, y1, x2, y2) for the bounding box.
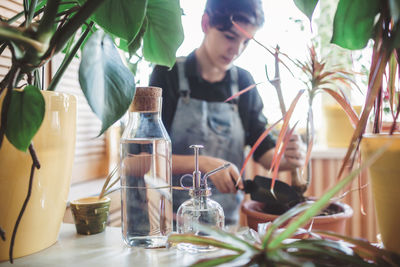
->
(202, 163, 231, 188)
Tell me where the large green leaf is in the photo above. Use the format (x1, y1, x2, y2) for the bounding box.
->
(5, 85, 45, 151)
(79, 30, 135, 135)
(293, 0, 319, 22)
(79, 0, 146, 43)
(142, 0, 184, 67)
(331, 0, 380, 50)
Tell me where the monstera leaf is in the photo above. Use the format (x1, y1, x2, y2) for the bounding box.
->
(331, 0, 380, 50)
(77, 0, 147, 43)
(79, 30, 136, 135)
(142, 0, 184, 67)
(79, 0, 183, 68)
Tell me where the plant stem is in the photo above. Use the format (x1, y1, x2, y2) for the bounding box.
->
(0, 23, 46, 53)
(0, 71, 11, 95)
(46, 0, 107, 58)
(23, 0, 29, 22)
(29, 143, 41, 169)
(56, 6, 80, 18)
(0, 226, 5, 241)
(36, 0, 61, 43)
(0, 67, 21, 148)
(47, 22, 93, 91)
(0, 42, 7, 56)
(26, 0, 39, 27)
(9, 144, 40, 263)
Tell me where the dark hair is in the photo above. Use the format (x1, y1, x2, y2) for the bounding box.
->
(205, 0, 264, 31)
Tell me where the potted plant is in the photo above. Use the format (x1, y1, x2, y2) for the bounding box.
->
(320, 0, 400, 255)
(168, 148, 400, 266)
(227, 20, 358, 234)
(0, 0, 183, 262)
(290, 0, 400, 255)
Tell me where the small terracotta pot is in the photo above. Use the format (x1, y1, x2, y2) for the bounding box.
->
(70, 196, 111, 235)
(241, 199, 353, 235)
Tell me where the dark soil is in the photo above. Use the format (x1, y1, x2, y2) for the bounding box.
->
(318, 202, 344, 216)
(261, 199, 344, 216)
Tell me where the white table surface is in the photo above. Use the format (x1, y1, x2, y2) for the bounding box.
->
(0, 224, 230, 267)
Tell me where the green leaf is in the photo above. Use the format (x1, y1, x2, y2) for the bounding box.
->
(262, 201, 314, 248)
(5, 85, 45, 151)
(0, 22, 46, 53)
(79, 30, 135, 135)
(128, 16, 148, 57)
(293, 0, 319, 22)
(80, 0, 147, 43)
(389, 0, 400, 23)
(268, 143, 389, 250)
(49, 22, 94, 91)
(142, 0, 184, 67)
(331, 0, 380, 50)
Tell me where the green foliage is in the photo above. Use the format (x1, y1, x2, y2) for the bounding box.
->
(0, 0, 184, 151)
(5, 85, 45, 151)
(293, 0, 318, 22)
(83, 0, 147, 43)
(142, 0, 184, 67)
(168, 146, 400, 266)
(331, 0, 380, 50)
(389, 0, 400, 23)
(79, 31, 136, 135)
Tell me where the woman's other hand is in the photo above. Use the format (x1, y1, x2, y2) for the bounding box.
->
(283, 134, 306, 168)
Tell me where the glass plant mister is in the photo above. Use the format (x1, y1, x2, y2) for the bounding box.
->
(120, 86, 172, 248)
(176, 145, 227, 252)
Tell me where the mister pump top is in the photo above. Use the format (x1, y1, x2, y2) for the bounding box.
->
(176, 145, 228, 252)
(186, 145, 230, 198)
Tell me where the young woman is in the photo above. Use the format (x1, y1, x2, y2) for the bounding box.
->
(149, 0, 305, 225)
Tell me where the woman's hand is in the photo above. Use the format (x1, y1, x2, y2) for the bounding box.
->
(283, 134, 306, 168)
(199, 156, 244, 193)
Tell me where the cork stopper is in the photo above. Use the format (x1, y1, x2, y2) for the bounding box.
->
(130, 86, 162, 112)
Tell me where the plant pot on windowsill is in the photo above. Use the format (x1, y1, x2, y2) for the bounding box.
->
(70, 196, 111, 235)
(241, 198, 353, 235)
(323, 104, 362, 148)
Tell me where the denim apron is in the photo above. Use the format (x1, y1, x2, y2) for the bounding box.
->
(170, 58, 245, 225)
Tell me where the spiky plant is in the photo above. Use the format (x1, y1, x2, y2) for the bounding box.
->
(226, 22, 360, 205)
(168, 145, 400, 266)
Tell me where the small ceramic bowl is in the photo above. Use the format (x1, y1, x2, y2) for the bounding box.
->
(70, 196, 111, 235)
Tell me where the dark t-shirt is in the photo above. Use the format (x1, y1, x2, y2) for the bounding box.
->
(149, 51, 275, 161)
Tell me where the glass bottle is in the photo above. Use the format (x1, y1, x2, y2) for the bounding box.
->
(176, 145, 226, 252)
(120, 86, 172, 248)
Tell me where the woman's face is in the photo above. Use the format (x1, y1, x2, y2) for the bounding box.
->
(203, 20, 258, 71)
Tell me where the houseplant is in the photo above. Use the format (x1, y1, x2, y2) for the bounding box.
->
(0, 0, 183, 262)
(293, 0, 400, 255)
(288, 0, 400, 255)
(228, 20, 358, 234)
(168, 146, 400, 266)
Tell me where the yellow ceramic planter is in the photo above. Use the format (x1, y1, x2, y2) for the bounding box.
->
(323, 105, 361, 148)
(0, 91, 76, 261)
(361, 134, 400, 254)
